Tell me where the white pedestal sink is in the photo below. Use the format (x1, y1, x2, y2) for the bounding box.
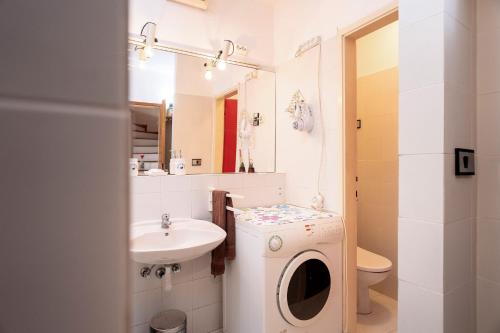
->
(130, 218, 226, 265)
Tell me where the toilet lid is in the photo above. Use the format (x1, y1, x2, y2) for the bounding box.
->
(357, 247, 392, 273)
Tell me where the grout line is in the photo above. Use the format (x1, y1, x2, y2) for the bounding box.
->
(398, 278, 445, 296)
(477, 276, 500, 288)
(0, 95, 129, 119)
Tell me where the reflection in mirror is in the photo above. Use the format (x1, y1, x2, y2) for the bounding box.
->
(128, 46, 276, 174)
(130, 101, 171, 171)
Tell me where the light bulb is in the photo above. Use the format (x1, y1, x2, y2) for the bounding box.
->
(138, 48, 148, 64)
(204, 69, 213, 80)
(217, 60, 226, 71)
(144, 45, 153, 58)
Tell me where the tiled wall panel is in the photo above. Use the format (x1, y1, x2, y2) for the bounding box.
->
(130, 173, 285, 333)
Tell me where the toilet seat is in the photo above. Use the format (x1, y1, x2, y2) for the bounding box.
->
(357, 247, 392, 273)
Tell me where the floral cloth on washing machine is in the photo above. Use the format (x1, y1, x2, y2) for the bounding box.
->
(236, 204, 335, 226)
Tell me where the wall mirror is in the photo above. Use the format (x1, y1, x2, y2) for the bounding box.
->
(128, 45, 276, 175)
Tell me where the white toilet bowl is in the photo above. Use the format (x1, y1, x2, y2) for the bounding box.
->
(357, 247, 392, 314)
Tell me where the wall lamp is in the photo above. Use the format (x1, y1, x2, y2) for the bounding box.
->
(216, 40, 235, 71)
(138, 22, 158, 62)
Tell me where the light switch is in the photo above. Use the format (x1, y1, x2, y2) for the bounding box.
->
(455, 148, 475, 176)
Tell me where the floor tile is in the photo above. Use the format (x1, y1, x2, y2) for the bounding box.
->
(357, 289, 397, 333)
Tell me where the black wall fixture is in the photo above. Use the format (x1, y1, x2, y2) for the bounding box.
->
(455, 148, 475, 176)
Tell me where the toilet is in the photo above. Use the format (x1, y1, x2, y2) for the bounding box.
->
(357, 247, 392, 314)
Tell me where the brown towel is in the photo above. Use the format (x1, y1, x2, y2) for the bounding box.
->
(211, 190, 236, 276)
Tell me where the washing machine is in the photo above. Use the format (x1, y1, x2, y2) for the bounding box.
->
(223, 204, 344, 333)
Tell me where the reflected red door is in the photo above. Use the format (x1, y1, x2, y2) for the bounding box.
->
(222, 99, 237, 173)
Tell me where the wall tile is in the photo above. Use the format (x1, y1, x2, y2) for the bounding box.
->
(477, 156, 500, 219)
(192, 302, 223, 333)
(399, 0, 444, 28)
(217, 174, 244, 189)
(444, 155, 474, 223)
(444, 83, 474, 153)
(398, 280, 444, 333)
(242, 173, 286, 188)
(477, 218, 500, 283)
(162, 191, 192, 218)
(444, 282, 473, 333)
(399, 218, 444, 291)
(477, 28, 500, 94)
(477, 0, 500, 34)
(162, 175, 192, 192)
(443, 219, 473, 292)
(131, 176, 162, 194)
(172, 260, 194, 285)
(400, 14, 445, 92)
(0, 0, 127, 108)
(163, 281, 193, 313)
(193, 276, 222, 309)
(132, 289, 162, 326)
(132, 193, 162, 222)
(399, 154, 444, 222)
(191, 190, 212, 220)
(477, 92, 500, 156)
(444, 14, 473, 91)
(399, 84, 444, 154)
(445, 0, 475, 30)
(190, 174, 218, 191)
(477, 277, 500, 333)
(193, 254, 212, 280)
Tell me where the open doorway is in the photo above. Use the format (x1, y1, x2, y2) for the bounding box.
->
(342, 6, 398, 333)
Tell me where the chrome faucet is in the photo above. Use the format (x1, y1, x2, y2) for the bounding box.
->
(161, 213, 171, 229)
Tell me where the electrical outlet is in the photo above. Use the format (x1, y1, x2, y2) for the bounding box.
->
(192, 158, 202, 166)
(235, 44, 248, 56)
(245, 70, 258, 81)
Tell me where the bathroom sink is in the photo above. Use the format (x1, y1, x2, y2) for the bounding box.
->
(130, 218, 226, 264)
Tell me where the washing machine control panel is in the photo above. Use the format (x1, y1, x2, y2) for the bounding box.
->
(263, 219, 344, 257)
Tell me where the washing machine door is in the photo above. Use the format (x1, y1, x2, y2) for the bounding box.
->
(277, 250, 333, 327)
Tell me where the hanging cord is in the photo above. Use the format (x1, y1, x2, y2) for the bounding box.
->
(316, 40, 349, 333)
(316, 41, 325, 196)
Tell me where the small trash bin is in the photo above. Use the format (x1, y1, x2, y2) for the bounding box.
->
(150, 309, 187, 333)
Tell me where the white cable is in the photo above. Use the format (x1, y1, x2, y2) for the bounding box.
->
(316, 41, 325, 196)
(341, 216, 349, 333)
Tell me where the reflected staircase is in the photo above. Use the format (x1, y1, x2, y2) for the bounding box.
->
(132, 123, 159, 170)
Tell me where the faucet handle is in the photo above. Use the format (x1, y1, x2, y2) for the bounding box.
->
(161, 213, 170, 221)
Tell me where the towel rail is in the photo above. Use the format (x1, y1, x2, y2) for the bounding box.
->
(208, 187, 244, 199)
(208, 187, 245, 213)
(226, 206, 244, 214)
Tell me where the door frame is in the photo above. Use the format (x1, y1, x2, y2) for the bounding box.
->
(339, 3, 398, 331)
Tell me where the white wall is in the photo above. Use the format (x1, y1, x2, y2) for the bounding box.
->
(273, 0, 395, 65)
(129, 49, 176, 104)
(274, 1, 478, 332)
(235, 71, 276, 173)
(0, 0, 129, 332)
(476, 0, 500, 332)
(398, 1, 476, 332)
(129, 0, 275, 67)
(356, 21, 399, 77)
(274, 0, 394, 214)
(130, 173, 285, 333)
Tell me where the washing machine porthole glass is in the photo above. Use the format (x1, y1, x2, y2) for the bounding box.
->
(287, 258, 331, 320)
(277, 251, 333, 327)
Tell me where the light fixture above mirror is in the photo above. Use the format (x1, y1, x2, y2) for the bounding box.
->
(137, 22, 157, 63)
